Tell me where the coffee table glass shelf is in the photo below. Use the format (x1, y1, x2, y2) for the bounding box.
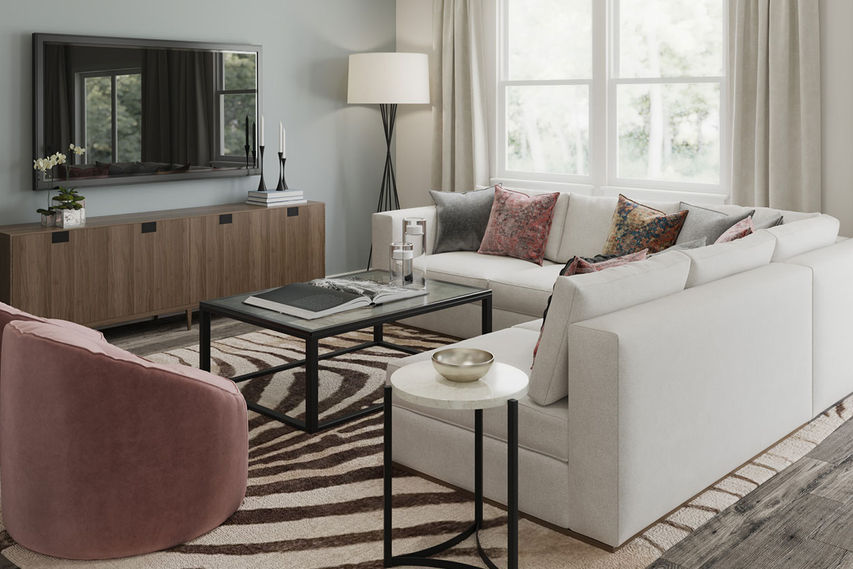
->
(385, 360, 529, 569)
(199, 270, 492, 433)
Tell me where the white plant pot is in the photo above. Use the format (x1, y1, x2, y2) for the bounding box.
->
(56, 208, 85, 228)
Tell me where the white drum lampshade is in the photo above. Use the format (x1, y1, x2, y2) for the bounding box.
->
(347, 52, 430, 105)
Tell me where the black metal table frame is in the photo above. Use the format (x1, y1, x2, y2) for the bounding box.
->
(384, 386, 519, 569)
(199, 290, 492, 433)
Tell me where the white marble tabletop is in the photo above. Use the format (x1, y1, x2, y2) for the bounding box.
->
(390, 360, 529, 410)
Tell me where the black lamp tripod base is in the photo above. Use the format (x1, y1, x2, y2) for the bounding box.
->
(367, 103, 400, 269)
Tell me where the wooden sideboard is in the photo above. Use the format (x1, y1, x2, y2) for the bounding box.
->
(0, 202, 325, 328)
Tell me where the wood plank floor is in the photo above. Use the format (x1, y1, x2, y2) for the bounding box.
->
(103, 313, 256, 357)
(649, 415, 853, 569)
(104, 316, 853, 569)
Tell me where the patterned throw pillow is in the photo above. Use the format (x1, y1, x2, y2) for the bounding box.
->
(603, 195, 688, 256)
(532, 249, 648, 361)
(478, 186, 560, 265)
(714, 216, 755, 243)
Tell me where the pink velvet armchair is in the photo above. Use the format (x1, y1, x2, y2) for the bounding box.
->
(0, 318, 248, 560)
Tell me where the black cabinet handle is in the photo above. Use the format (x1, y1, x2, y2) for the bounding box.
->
(51, 231, 69, 244)
(287, 207, 299, 217)
(219, 214, 233, 224)
(141, 222, 157, 233)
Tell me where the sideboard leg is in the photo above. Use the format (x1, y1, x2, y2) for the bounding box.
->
(186, 308, 192, 330)
(508, 398, 518, 569)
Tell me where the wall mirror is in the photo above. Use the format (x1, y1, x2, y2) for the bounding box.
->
(33, 33, 262, 191)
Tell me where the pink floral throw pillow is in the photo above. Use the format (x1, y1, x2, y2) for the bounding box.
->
(603, 195, 688, 256)
(478, 186, 560, 265)
(714, 216, 755, 243)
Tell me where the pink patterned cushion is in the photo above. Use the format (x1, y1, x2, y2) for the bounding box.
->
(603, 195, 688, 256)
(478, 186, 560, 265)
(714, 216, 755, 243)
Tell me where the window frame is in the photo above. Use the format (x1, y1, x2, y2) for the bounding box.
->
(214, 51, 259, 165)
(494, 0, 728, 198)
(77, 68, 142, 165)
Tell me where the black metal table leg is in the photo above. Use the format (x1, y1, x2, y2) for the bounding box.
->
(482, 296, 492, 334)
(199, 307, 211, 372)
(386, 398, 518, 569)
(475, 409, 483, 529)
(384, 386, 393, 566)
(508, 399, 519, 569)
(374, 323, 384, 343)
(305, 336, 320, 433)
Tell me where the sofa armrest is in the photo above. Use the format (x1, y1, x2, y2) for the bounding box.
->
(786, 238, 853, 414)
(371, 206, 437, 270)
(566, 263, 813, 547)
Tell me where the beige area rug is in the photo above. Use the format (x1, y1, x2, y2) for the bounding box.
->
(1, 324, 851, 569)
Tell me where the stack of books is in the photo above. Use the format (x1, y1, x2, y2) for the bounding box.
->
(246, 190, 306, 207)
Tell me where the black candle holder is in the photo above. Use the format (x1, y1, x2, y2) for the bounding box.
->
(244, 143, 250, 172)
(276, 153, 288, 191)
(257, 145, 266, 191)
(252, 147, 257, 169)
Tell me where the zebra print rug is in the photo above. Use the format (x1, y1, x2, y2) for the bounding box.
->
(1, 324, 851, 569)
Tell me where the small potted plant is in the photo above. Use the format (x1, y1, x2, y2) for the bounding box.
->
(33, 144, 87, 228)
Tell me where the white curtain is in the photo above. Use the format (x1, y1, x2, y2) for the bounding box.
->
(729, 0, 821, 211)
(432, 0, 490, 192)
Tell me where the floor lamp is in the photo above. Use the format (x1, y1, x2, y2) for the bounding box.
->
(347, 52, 430, 268)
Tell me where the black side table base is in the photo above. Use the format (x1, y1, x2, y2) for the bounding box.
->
(384, 386, 519, 569)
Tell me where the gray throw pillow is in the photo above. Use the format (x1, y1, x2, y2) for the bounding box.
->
(430, 188, 496, 253)
(677, 203, 755, 245)
(754, 214, 783, 229)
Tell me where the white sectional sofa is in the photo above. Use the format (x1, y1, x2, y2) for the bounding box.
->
(371, 192, 853, 549)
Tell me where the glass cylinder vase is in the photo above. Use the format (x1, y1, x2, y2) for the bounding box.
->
(389, 242, 414, 286)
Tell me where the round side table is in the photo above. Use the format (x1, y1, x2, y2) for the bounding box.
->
(384, 360, 529, 569)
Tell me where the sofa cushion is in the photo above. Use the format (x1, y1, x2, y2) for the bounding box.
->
(602, 195, 688, 256)
(514, 318, 543, 331)
(557, 194, 619, 260)
(0, 301, 104, 356)
(414, 252, 555, 289)
(765, 214, 840, 261)
(430, 187, 495, 253)
(489, 264, 564, 316)
(676, 202, 754, 244)
(713, 204, 819, 226)
(683, 231, 776, 288)
(529, 250, 691, 405)
(479, 187, 560, 265)
(387, 327, 569, 461)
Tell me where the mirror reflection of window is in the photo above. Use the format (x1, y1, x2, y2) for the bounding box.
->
(218, 52, 257, 159)
(82, 70, 142, 164)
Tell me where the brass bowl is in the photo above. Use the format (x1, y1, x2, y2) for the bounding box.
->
(431, 348, 494, 383)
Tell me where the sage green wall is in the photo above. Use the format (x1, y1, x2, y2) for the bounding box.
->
(0, 0, 396, 273)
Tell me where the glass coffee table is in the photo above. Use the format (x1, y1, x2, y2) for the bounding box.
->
(199, 270, 492, 433)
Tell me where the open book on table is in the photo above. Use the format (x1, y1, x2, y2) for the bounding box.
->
(243, 277, 428, 319)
